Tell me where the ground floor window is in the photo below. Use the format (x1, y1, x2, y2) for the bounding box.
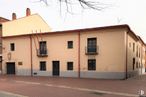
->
(40, 61, 46, 71)
(0, 56, 2, 62)
(136, 62, 138, 68)
(67, 62, 73, 70)
(88, 59, 96, 70)
(133, 58, 135, 70)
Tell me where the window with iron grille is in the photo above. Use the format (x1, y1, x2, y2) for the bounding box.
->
(67, 41, 73, 49)
(39, 41, 47, 55)
(88, 59, 96, 70)
(67, 62, 73, 70)
(87, 38, 97, 53)
(40, 61, 46, 71)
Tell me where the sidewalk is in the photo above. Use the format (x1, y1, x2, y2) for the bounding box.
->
(0, 75, 145, 97)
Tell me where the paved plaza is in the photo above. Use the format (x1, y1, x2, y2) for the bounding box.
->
(0, 75, 145, 97)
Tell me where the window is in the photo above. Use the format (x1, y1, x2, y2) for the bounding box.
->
(67, 62, 73, 70)
(0, 56, 2, 62)
(139, 62, 140, 68)
(0, 43, 2, 47)
(40, 61, 46, 71)
(67, 41, 73, 49)
(88, 59, 96, 70)
(133, 43, 135, 52)
(87, 38, 97, 53)
(136, 45, 138, 57)
(136, 62, 138, 68)
(39, 41, 47, 55)
(133, 58, 135, 70)
(139, 48, 141, 58)
(10, 43, 15, 51)
(129, 42, 131, 47)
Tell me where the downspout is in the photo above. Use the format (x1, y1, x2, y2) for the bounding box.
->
(30, 35, 33, 76)
(125, 31, 128, 79)
(78, 31, 80, 78)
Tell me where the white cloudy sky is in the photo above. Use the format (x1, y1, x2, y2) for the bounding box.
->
(0, 0, 146, 42)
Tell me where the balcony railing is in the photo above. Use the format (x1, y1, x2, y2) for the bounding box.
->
(37, 49, 48, 57)
(85, 46, 99, 55)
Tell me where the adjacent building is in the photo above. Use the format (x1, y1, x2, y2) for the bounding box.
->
(2, 24, 146, 79)
(3, 8, 51, 37)
(1, 8, 51, 73)
(0, 17, 9, 71)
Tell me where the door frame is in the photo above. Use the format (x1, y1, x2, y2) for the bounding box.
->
(6, 62, 16, 75)
(52, 61, 60, 76)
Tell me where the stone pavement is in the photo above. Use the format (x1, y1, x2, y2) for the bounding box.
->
(0, 75, 145, 97)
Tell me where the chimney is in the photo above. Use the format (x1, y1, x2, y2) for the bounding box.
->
(12, 13, 16, 20)
(26, 8, 31, 16)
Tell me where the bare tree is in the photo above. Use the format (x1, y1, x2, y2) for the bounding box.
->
(38, 0, 106, 13)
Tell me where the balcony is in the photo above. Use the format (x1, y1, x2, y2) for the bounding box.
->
(85, 46, 99, 55)
(37, 49, 48, 57)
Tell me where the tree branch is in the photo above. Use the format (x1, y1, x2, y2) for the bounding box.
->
(37, 0, 106, 13)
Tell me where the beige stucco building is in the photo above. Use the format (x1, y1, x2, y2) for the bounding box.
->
(2, 8, 51, 37)
(0, 17, 9, 71)
(2, 23, 146, 79)
(1, 8, 51, 74)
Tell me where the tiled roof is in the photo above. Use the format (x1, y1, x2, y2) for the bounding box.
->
(0, 17, 9, 24)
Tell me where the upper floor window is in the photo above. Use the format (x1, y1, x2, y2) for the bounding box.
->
(87, 38, 97, 53)
(88, 38, 96, 47)
(39, 41, 47, 55)
(139, 48, 141, 58)
(136, 45, 138, 57)
(10, 43, 15, 51)
(67, 41, 73, 49)
(129, 42, 131, 48)
(133, 43, 135, 52)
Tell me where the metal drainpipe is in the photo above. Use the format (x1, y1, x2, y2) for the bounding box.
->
(125, 31, 128, 79)
(30, 35, 33, 76)
(78, 31, 80, 78)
